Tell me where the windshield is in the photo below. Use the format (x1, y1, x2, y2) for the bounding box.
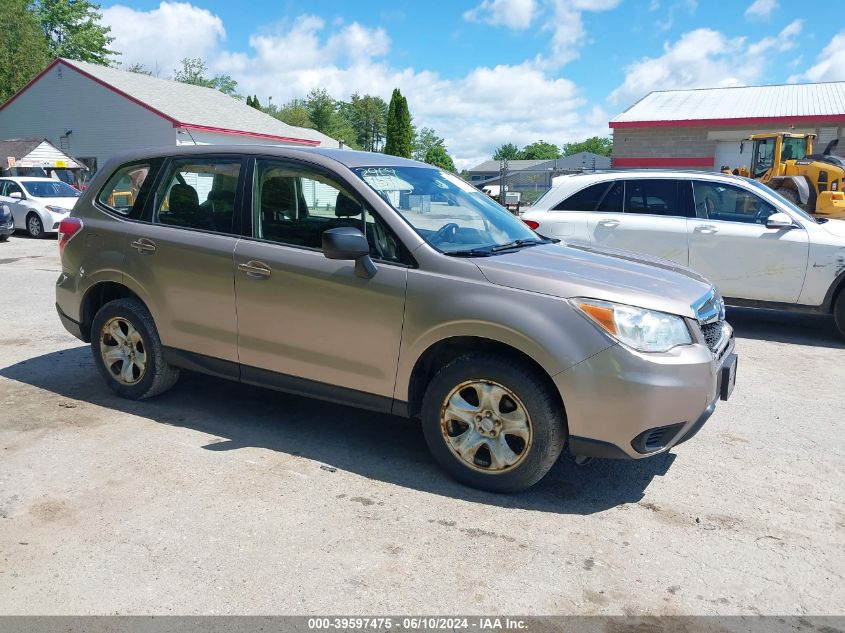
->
(352, 166, 542, 254)
(743, 178, 819, 223)
(21, 180, 80, 198)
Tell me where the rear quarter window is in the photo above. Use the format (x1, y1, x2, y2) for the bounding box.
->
(553, 182, 612, 211)
(97, 160, 162, 218)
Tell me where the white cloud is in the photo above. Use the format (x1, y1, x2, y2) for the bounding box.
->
(745, 0, 778, 19)
(536, 0, 622, 67)
(609, 23, 803, 106)
(102, 1, 226, 75)
(463, 0, 538, 30)
(791, 30, 845, 82)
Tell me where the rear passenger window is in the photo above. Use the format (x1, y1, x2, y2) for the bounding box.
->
(253, 159, 405, 263)
(623, 180, 681, 216)
(97, 161, 160, 218)
(153, 158, 241, 233)
(553, 183, 609, 211)
(596, 181, 623, 213)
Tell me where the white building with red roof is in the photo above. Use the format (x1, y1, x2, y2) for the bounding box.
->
(0, 58, 338, 176)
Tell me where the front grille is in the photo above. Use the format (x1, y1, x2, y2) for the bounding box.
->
(701, 321, 724, 351)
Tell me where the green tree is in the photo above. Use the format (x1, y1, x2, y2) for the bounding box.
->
(275, 98, 314, 129)
(518, 140, 561, 160)
(424, 145, 456, 172)
(34, 0, 115, 65)
(246, 94, 261, 110)
(0, 0, 50, 104)
(305, 88, 337, 134)
(413, 127, 445, 162)
(173, 57, 240, 99)
(562, 136, 612, 157)
(125, 61, 152, 75)
(343, 93, 387, 151)
(493, 143, 520, 161)
(384, 88, 413, 158)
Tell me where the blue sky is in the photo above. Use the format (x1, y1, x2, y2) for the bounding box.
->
(99, 0, 845, 167)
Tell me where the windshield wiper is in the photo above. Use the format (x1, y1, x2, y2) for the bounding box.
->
(490, 237, 556, 252)
(443, 248, 495, 257)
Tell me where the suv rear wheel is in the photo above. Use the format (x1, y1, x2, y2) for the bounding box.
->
(420, 352, 566, 492)
(91, 298, 180, 399)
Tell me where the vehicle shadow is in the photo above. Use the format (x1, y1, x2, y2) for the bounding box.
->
(727, 307, 845, 349)
(0, 346, 677, 515)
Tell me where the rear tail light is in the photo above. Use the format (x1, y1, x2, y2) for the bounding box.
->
(58, 217, 83, 256)
(523, 219, 540, 230)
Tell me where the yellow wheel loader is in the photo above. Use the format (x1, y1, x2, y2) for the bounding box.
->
(722, 132, 845, 219)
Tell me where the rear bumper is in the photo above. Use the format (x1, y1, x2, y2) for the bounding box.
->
(56, 303, 85, 342)
(556, 336, 736, 460)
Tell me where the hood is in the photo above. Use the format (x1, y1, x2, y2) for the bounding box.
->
(473, 242, 713, 319)
(39, 197, 79, 211)
(820, 218, 845, 239)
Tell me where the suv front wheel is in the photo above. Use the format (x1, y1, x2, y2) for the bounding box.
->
(91, 298, 180, 399)
(421, 352, 566, 492)
(835, 291, 845, 339)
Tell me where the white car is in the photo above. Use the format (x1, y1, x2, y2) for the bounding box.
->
(522, 170, 845, 337)
(0, 176, 81, 238)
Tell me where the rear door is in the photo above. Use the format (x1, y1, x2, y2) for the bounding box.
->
(587, 178, 690, 265)
(123, 155, 245, 368)
(233, 157, 408, 402)
(538, 181, 611, 242)
(687, 180, 809, 302)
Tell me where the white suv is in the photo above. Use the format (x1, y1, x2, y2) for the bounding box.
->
(0, 177, 81, 238)
(522, 170, 845, 337)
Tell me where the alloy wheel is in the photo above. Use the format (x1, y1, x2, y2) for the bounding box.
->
(439, 379, 533, 473)
(99, 317, 147, 385)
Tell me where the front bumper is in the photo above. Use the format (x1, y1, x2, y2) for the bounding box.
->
(556, 334, 736, 460)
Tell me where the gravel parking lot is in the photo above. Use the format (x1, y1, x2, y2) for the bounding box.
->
(0, 236, 843, 616)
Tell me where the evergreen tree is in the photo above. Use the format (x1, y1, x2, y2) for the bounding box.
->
(0, 0, 50, 103)
(249, 94, 261, 110)
(34, 0, 115, 65)
(276, 98, 315, 129)
(493, 143, 520, 161)
(384, 88, 412, 158)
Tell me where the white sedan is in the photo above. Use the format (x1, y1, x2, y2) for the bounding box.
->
(522, 169, 845, 337)
(0, 176, 81, 238)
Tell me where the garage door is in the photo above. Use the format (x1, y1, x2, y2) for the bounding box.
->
(714, 140, 747, 172)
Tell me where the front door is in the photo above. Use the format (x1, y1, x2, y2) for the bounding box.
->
(233, 158, 408, 403)
(123, 155, 244, 366)
(687, 180, 809, 302)
(587, 179, 690, 266)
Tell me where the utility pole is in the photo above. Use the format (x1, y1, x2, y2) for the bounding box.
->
(499, 158, 509, 204)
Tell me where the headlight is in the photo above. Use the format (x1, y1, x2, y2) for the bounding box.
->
(45, 205, 70, 214)
(571, 298, 692, 353)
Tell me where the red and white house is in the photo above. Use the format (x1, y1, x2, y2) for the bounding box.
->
(0, 58, 338, 175)
(610, 82, 845, 171)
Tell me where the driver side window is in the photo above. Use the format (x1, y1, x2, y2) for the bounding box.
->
(692, 181, 775, 225)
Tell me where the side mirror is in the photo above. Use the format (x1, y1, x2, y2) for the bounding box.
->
(765, 212, 795, 230)
(9, 191, 23, 200)
(322, 227, 377, 279)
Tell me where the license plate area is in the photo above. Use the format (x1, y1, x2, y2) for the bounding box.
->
(719, 353, 737, 401)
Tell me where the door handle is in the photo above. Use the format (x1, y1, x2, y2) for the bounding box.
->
(695, 224, 719, 235)
(237, 260, 271, 279)
(130, 238, 156, 254)
(598, 219, 620, 228)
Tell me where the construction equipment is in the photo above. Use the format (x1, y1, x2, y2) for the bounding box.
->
(722, 132, 845, 219)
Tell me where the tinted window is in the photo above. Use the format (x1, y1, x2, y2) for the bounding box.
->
(553, 182, 609, 211)
(98, 161, 159, 217)
(4, 181, 23, 197)
(596, 180, 623, 213)
(692, 181, 776, 224)
(624, 180, 681, 216)
(254, 160, 405, 263)
(154, 158, 241, 233)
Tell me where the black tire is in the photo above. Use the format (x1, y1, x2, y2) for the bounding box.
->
(420, 352, 566, 492)
(834, 291, 845, 339)
(0, 234, 8, 242)
(90, 298, 180, 399)
(26, 212, 44, 238)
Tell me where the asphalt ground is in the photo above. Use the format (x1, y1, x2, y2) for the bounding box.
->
(0, 235, 843, 615)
